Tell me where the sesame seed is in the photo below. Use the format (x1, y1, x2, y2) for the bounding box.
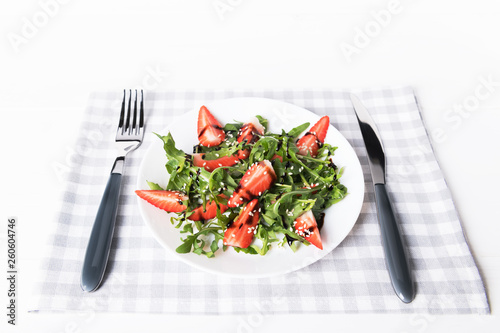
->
(264, 171, 267, 175)
(239, 197, 243, 201)
(258, 192, 262, 196)
(215, 153, 219, 157)
(218, 163, 222, 167)
(203, 162, 206, 166)
(232, 234, 235, 237)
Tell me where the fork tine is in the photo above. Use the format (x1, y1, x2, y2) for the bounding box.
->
(132, 90, 138, 134)
(139, 90, 144, 133)
(118, 90, 126, 133)
(125, 89, 132, 134)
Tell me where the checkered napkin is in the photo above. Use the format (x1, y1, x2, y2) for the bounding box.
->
(32, 88, 489, 314)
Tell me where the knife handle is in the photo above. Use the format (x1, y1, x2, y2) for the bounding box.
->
(374, 184, 415, 303)
(81, 172, 122, 292)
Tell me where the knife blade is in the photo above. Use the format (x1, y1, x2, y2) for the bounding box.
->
(350, 93, 415, 303)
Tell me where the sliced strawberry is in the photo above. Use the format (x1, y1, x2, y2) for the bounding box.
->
(135, 190, 187, 213)
(296, 116, 330, 157)
(192, 153, 239, 172)
(198, 105, 225, 147)
(271, 154, 283, 162)
(309, 116, 329, 143)
(228, 160, 276, 207)
(237, 117, 264, 144)
(188, 195, 229, 221)
(235, 117, 264, 160)
(294, 210, 323, 250)
(236, 149, 249, 160)
(224, 199, 260, 248)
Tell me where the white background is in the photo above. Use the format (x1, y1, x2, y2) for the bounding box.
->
(1, 0, 499, 332)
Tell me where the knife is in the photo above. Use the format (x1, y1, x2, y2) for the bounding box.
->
(350, 93, 415, 303)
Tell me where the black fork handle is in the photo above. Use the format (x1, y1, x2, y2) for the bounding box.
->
(81, 157, 124, 292)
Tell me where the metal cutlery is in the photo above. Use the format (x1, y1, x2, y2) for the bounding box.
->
(81, 89, 145, 292)
(350, 93, 415, 303)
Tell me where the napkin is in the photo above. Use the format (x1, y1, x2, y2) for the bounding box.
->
(32, 87, 490, 314)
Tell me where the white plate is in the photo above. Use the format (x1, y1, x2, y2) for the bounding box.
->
(136, 97, 364, 278)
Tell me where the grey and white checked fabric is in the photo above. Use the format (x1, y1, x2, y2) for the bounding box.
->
(33, 87, 490, 314)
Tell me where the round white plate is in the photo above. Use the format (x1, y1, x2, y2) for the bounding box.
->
(136, 97, 364, 278)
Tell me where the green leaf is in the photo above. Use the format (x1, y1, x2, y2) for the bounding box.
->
(288, 122, 310, 138)
(255, 115, 268, 132)
(146, 181, 164, 190)
(176, 236, 194, 253)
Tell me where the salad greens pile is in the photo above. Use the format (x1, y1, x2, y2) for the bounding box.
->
(148, 116, 347, 257)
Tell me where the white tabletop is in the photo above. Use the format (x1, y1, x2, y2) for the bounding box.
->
(1, 1, 499, 332)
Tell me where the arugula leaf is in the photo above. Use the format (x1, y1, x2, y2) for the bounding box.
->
(147, 181, 164, 190)
(288, 122, 310, 138)
(255, 115, 268, 132)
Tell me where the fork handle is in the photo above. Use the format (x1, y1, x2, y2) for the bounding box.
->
(81, 157, 124, 292)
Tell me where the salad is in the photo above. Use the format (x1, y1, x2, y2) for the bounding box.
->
(136, 105, 347, 257)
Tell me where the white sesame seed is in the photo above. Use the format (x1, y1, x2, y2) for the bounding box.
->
(239, 197, 243, 201)
(232, 234, 235, 237)
(258, 192, 262, 196)
(218, 163, 222, 167)
(203, 162, 206, 166)
(264, 171, 267, 175)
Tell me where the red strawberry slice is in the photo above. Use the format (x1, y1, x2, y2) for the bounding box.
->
(236, 149, 250, 160)
(198, 105, 225, 147)
(188, 195, 229, 221)
(237, 117, 264, 144)
(294, 210, 323, 250)
(192, 153, 239, 172)
(224, 199, 260, 248)
(296, 116, 330, 157)
(236, 117, 264, 160)
(135, 190, 187, 213)
(228, 160, 276, 207)
(271, 154, 283, 162)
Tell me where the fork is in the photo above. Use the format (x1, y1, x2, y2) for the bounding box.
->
(81, 89, 145, 292)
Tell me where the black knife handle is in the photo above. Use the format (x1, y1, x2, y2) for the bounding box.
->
(374, 184, 415, 303)
(81, 172, 122, 292)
